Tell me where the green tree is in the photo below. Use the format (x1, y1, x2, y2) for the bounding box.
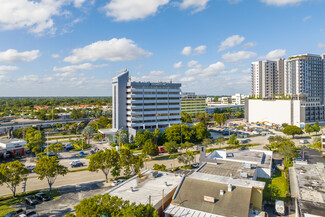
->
(25, 128, 46, 155)
(66, 193, 158, 217)
(44, 142, 64, 155)
(120, 148, 134, 177)
(305, 124, 314, 135)
(213, 113, 227, 126)
(202, 138, 213, 147)
(82, 126, 95, 140)
(153, 128, 160, 145)
(164, 124, 182, 143)
(0, 161, 29, 197)
(88, 149, 121, 183)
(193, 122, 209, 141)
(181, 112, 193, 123)
(215, 137, 226, 147)
(180, 141, 194, 151)
(278, 141, 299, 169)
(268, 135, 289, 144)
(283, 125, 303, 138)
(115, 129, 129, 146)
(312, 123, 320, 134)
(34, 156, 68, 192)
(142, 140, 158, 157)
(195, 112, 210, 125)
(227, 134, 239, 146)
(177, 151, 194, 167)
(164, 141, 179, 153)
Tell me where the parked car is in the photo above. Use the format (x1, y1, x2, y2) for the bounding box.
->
(25, 165, 35, 173)
(300, 140, 309, 144)
(18, 211, 38, 217)
(111, 179, 126, 186)
(70, 160, 84, 168)
(4, 209, 25, 217)
(47, 152, 56, 157)
(65, 145, 75, 151)
(79, 151, 86, 156)
(24, 196, 38, 206)
(90, 150, 95, 155)
(191, 162, 200, 168)
(35, 192, 50, 201)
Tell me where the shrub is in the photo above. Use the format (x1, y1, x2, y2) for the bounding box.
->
(153, 164, 166, 171)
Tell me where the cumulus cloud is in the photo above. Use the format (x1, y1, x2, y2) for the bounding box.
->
(194, 45, 206, 55)
(73, 0, 86, 8)
(242, 42, 256, 49)
(134, 70, 180, 82)
(260, 49, 286, 60)
(222, 51, 257, 62)
(52, 54, 60, 59)
(53, 63, 107, 73)
(181, 45, 206, 56)
(0, 49, 40, 63)
(0, 65, 19, 74)
(185, 61, 227, 76)
(18, 74, 53, 83)
(318, 43, 325, 48)
(218, 35, 245, 52)
(179, 0, 210, 12)
(104, 0, 169, 21)
(173, 61, 183, 69)
(260, 0, 306, 6)
(0, 0, 68, 34)
(303, 16, 311, 22)
(64, 38, 152, 63)
(182, 46, 192, 56)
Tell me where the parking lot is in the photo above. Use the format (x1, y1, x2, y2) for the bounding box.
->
(13, 181, 112, 217)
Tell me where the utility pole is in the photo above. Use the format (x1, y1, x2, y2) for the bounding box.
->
(162, 189, 165, 213)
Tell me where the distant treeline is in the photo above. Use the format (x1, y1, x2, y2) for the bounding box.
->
(0, 97, 112, 112)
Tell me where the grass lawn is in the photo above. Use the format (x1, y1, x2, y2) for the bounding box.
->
(258, 170, 290, 202)
(0, 189, 60, 217)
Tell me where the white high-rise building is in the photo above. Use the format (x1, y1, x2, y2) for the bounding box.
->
(251, 59, 285, 98)
(112, 70, 182, 137)
(284, 54, 325, 104)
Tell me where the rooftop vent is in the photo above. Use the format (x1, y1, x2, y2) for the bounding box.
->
(220, 190, 225, 195)
(243, 163, 251, 169)
(228, 184, 233, 192)
(130, 187, 134, 192)
(240, 172, 248, 178)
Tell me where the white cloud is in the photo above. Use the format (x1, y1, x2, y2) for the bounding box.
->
(242, 42, 256, 49)
(73, 0, 86, 8)
(0, 49, 40, 63)
(260, 49, 286, 59)
(218, 35, 245, 52)
(0, 0, 68, 34)
(0, 65, 19, 75)
(318, 43, 325, 48)
(260, 0, 306, 6)
(303, 16, 311, 22)
(179, 0, 210, 12)
(53, 63, 107, 73)
(222, 51, 257, 62)
(104, 0, 169, 21)
(194, 45, 206, 55)
(242, 68, 251, 74)
(149, 70, 164, 76)
(185, 61, 227, 76)
(187, 60, 199, 67)
(227, 0, 242, 4)
(173, 61, 183, 68)
(64, 38, 152, 63)
(52, 54, 60, 59)
(182, 46, 192, 56)
(134, 70, 180, 82)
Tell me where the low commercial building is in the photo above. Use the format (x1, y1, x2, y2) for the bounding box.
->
(206, 104, 244, 115)
(199, 147, 273, 179)
(289, 163, 325, 217)
(0, 139, 27, 157)
(181, 92, 206, 116)
(164, 164, 266, 217)
(105, 170, 183, 216)
(245, 97, 325, 128)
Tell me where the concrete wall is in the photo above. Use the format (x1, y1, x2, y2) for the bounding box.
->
(250, 188, 263, 211)
(248, 99, 297, 126)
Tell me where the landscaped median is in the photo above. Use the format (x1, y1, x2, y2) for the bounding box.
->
(0, 189, 60, 217)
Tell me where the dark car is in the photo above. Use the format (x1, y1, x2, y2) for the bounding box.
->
(35, 192, 50, 201)
(47, 152, 56, 157)
(24, 196, 38, 206)
(65, 146, 75, 151)
(70, 161, 84, 168)
(26, 211, 38, 217)
(4, 209, 25, 217)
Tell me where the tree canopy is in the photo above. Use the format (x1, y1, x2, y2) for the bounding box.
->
(25, 128, 46, 154)
(283, 125, 303, 138)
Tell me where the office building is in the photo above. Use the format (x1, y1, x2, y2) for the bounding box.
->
(112, 70, 182, 137)
(181, 92, 206, 116)
(251, 59, 285, 98)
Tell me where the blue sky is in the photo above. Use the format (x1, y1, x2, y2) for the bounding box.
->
(0, 0, 325, 96)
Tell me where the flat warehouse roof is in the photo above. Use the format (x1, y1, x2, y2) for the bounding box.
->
(105, 170, 182, 207)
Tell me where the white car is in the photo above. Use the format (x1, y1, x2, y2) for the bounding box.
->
(111, 179, 125, 186)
